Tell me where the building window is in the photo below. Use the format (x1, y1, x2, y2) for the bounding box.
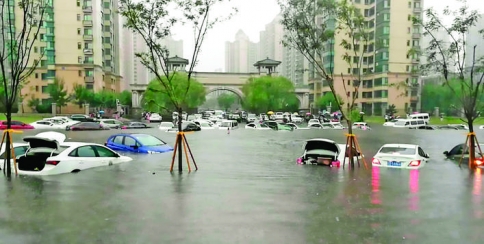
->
(78, 70, 82, 77)
(41, 86, 49, 93)
(84, 15, 92, 21)
(383, 13, 390, 21)
(78, 42, 82, 49)
(78, 56, 82, 63)
(77, 28, 81, 35)
(407, 40, 410, 46)
(35, 86, 39, 92)
(35, 73, 38, 78)
(76, 0, 80, 6)
(34, 47, 38, 53)
(77, 14, 81, 21)
(382, 65, 388, 72)
(383, 26, 390, 35)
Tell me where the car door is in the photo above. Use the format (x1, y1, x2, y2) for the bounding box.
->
(108, 136, 125, 151)
(68, 146, 99, 170)
(123, 136, 139, 152)
(417, 147, 428, 162)
(92, 145, 120, 166)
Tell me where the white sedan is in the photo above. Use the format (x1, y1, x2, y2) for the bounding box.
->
(0, 131, 132, 175)
(245, 123, 271, 130)
(30, 120, 66, 129)
(308, 119, 320, 127)
(372, 144, 430, 169)
(46, 116, 80, 126)
(159, 122, 175, 130)
(148, 113, 163, 122)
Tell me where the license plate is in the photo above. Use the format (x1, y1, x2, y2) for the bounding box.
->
(387, 161, 401, 166)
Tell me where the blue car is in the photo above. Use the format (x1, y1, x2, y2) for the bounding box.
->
(105, 133, 173, 154)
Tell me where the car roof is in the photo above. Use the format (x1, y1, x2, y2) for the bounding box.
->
(60, 142, 103, 147)
(381, 144, 417, 148)
(306, 138, 336, 144)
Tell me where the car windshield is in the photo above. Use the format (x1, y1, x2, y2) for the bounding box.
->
(134, 135, 166, 146)
(379, 146, 416, 155)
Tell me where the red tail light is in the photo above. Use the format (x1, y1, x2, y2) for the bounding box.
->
(46, 160, 60, 166)
(372, 158, 380, 165)
(475, 159, 483, 166)
(409, 160, 420, 167)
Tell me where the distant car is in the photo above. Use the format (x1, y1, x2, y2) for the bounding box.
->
(0, 120, 35, 130)
(383, 119, 400, 126)
(70, 114, 95, 122)
(245, 122, 271, 130)
(436, 125, 459, 130)
(30, 120, 65, 129)
(121, 122, 150, 129)
(148, 113, 162, 123)
(307, 119, 320, 127)
(105, 133, 173, 154)
(66, 122, 107, 131)
(372, 144, 430, 169)
(194, 121, 215, 130)
(166, 121, 201, 132)
(246, 114, 257, 123)
(99, 119, 123, 129)
(308, 123, 322, 129)
(410, 125, 437, 130)
(443, 143, 484, 165)
(159, 122, 175, 130)
(291, 116, 303, 124)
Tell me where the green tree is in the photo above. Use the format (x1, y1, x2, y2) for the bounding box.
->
(386, 104, 397, 116)
(242, 76, 299, 113)
(117, 90, 132, 106)
(142, 72, 206, 113)
(280, 0, 373, 167)
(413, 1, 484, 168)
(94, 90, 117, 109)
(48, 78, 70, 113)
(316, 92, 343, 112)
(72, 84, 94, 108)
(119, 0, 235, 172)
(217, 93, 237, 111)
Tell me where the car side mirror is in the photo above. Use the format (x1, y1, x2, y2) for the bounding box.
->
(425, 153, 430, 158)
(443, 151, 449, 155)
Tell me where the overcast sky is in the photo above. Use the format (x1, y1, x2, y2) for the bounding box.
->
(171, 0, 483, 72)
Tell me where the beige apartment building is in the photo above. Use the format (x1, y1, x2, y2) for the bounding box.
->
(310, 0, 422, 115)
(17, 0, 122, 113)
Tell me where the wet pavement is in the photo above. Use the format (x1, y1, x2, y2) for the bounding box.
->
(0, 126, 483, 243)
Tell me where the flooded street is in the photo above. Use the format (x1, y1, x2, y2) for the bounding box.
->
(0, 126, 483, 243)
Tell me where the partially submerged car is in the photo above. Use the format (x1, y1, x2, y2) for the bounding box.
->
(297, 139, 362, 166)
(444, 143, 484, 164)
(66, 122, 107, 131)
(372, 144, 429, 169)
(121, 122, 151, 129)
(245, 122, 271, 130)
(105, 133, 173, 154)
(5, 131, 132, 175)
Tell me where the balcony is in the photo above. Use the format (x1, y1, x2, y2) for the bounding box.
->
(83, 48, 93, 55)
(104, 66, 112, 72)
(103, 20, 111, 26)
(83, 35, 93, 41)
(83, 59, 94, 65)
(413, 7, 422, 12)
(412, 33, 421, 39)
(82, 20, 93, 26)
(104, 54, 112, 60)
(103, 43, 111, 48)
(410, 96, 419, 102)
(411, 57, 420, 64)
(84, 76, 94, 83)
(82, 6, 92, 12)
(104, 9, 111, 14)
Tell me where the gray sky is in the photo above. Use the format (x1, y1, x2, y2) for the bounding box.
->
(172, 0, 483, 72)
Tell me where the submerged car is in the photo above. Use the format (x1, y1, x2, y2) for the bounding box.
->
(444, 143, 484, 161)
(30, 120, 66, 129)
(121, 122, 151, 129)
(372, 144, 429, 169)
(245, 122, 271, 130)
(159, 122, 175, 130)
(148, 113, 163, 123)
(297, 139, 362, 166)
(66, 122, 107, 131)
(5, 131, 132, 175)
(166, 121, 201, 132)
(105, 133, 173, 154)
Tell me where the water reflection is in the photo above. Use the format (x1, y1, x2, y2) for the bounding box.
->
(371, 167, 381, 205)
(473, 168, 482, 219)
(408, 170, 419, 211)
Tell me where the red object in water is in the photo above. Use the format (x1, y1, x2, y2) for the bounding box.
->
(0, 121, 34, 130)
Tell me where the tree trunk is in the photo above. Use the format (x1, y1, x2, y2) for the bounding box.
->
(177, 108, 183, 172)
(346, 119, 355, 168)
(468, 120, 476, 169)
(4, 105, 12, 176)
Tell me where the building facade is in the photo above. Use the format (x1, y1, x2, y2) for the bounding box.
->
(465, 14, 484, 69)
(16, 0, 123, 113)
(225, 30, 259, 73)
(310, 0, 423, 115)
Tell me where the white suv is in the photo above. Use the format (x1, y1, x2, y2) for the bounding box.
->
(99, 119, 123, 129)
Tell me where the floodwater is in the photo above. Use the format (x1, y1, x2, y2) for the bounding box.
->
(0, 126, 483, 243)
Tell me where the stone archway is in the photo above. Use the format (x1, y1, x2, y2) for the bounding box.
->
(205, 87, 244, 100)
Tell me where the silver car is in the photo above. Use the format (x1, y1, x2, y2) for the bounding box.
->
(99, 119, 123, 129)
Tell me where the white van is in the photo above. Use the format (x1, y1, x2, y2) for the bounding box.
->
(408, 113, 430, 123)
(393, 119, 426, 128)
(219, 120, 238, 130)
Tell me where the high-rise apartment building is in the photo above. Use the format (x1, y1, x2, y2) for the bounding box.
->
(282, 46, 309, 86)
(465, 15, 484, 69)
(311, 0, 423, 115)
(160, 36, 184, 58)
(259, 15, 284, 66)
(17, 0, 123, 112)
(225, 30, 259, 72)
